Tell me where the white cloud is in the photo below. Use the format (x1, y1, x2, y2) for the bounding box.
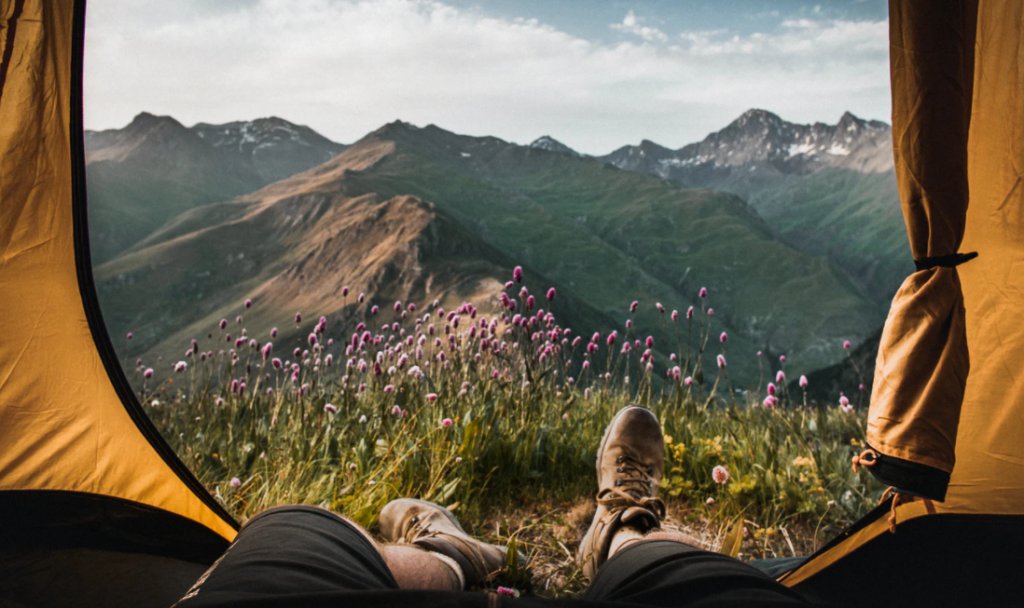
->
(84, 1, 889, 154)
(611, 10, 668, 43)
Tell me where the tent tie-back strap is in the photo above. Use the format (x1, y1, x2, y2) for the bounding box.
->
(851, 448, 879, 473)
(913, 251, 978, 271)
(852, 450, 936, 533)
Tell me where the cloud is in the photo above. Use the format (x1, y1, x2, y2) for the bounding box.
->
(84, 1, 889, 154)
(611, 10, 668, 43)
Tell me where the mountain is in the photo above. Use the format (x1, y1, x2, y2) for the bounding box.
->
(98, 119, 884, 384)
(84, 113, 346, 263)
(530, 135, 580, 157)
(94, 140, 617, 366)
(192, 117, 347, 182)
(599, 110, 909, 301)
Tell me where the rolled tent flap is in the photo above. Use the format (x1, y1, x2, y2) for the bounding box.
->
(0, 0, 236, 549)
(864, 0, 979, 501)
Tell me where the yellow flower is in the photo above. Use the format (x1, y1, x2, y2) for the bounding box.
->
(792, 456, 814, 468)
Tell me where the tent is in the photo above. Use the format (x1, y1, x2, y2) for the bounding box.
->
(0, 0, 1021, 606)
(777, 1, 1024, 604)
(1, 2, 236, 606)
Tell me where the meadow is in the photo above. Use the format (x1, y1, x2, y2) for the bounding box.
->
(138, 267, 882, 596)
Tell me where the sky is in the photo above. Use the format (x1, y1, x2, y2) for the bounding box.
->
(84, 0, 890, 155)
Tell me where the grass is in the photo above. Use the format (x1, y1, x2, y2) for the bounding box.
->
(137, 272, 882, 598)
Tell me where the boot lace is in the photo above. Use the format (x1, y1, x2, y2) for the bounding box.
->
(597, 453, 666, 519)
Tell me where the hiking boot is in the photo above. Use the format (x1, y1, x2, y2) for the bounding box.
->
(379, 498, 508, 587)
(577, 405, 666, 579)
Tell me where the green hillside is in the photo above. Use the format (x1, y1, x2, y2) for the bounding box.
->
(339, 123, 882, 382)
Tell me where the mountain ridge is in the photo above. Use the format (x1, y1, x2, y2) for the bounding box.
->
(90, 111, 892, 386)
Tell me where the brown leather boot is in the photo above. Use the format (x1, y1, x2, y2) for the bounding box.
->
(379, 498, 508, 587)
(577, 405, 666, 579)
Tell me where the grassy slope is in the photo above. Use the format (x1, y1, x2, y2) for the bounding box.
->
(686, 168, 909, 304)
(343, 125, 881, 382)
(141, 301, 883, 596)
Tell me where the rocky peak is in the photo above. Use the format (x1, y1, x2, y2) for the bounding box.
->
(529, 135, 579, 156)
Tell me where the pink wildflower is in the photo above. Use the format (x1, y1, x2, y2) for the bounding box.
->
(762, 395, 777, 408)
(324, 403, 338, 414)
(767, 382, 776, 396)
(174, 361, 188, 373)
(699, 287, 708, 299)
(513, 265, 524, 283)
(370, 305, 380, 316)
(143, 367, 154, 379)
(261, 342, 273, 362)
(776, 370, 786, 383)
(426, 392, 438, 402)
(271, 357, 283, 369)
(716, 354, 727, 369)
(719, 331, 728, 344)
(270, 326, 278, 338)
(843, 339, 852, 350)
(779, 354, 787, 364)
(244, 298, 253, 309)
(630, 300, 639, 313)
(684, 376, 693, 386)
(671, 309, 679, 321)
(440, 417, 453, 427)
(656, 302, 665, 313)
(294, 312, 302, 324)
(496, 587, 520, 598)
(712, 465, 730, 484)
(799, 375, 809, 389)
(219, 318, 228, 330)
(126, 332, 134, 341)
(645, 335, 654, 348)
(308, 333, 318, 347)
(342, 286, 350, 297)
(546, 287, 556, 301)
(229, 477, 242, 489)
(707, 308, 715, 317)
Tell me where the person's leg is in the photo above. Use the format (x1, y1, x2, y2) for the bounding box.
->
(585, 529, 809, 607)
(174, 504, 459, 607)
(380, 544, 463, 590)
(378, 498, 511, 589)
(577, 406, 809, 606)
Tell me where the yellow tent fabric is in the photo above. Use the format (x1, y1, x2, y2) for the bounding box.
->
(0, 0, 235, 542)
(782, 0, 1024, 596)
(864, 0, 977, 500)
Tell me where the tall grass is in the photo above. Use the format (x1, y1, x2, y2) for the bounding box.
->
(137, 269, 882, 591)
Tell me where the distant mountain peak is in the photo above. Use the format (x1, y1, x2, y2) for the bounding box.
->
(601, 108, 892, 177)
(125, 111, 187, 132)
(734, 108, 783, 126)
(529, 135, 579, 156)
